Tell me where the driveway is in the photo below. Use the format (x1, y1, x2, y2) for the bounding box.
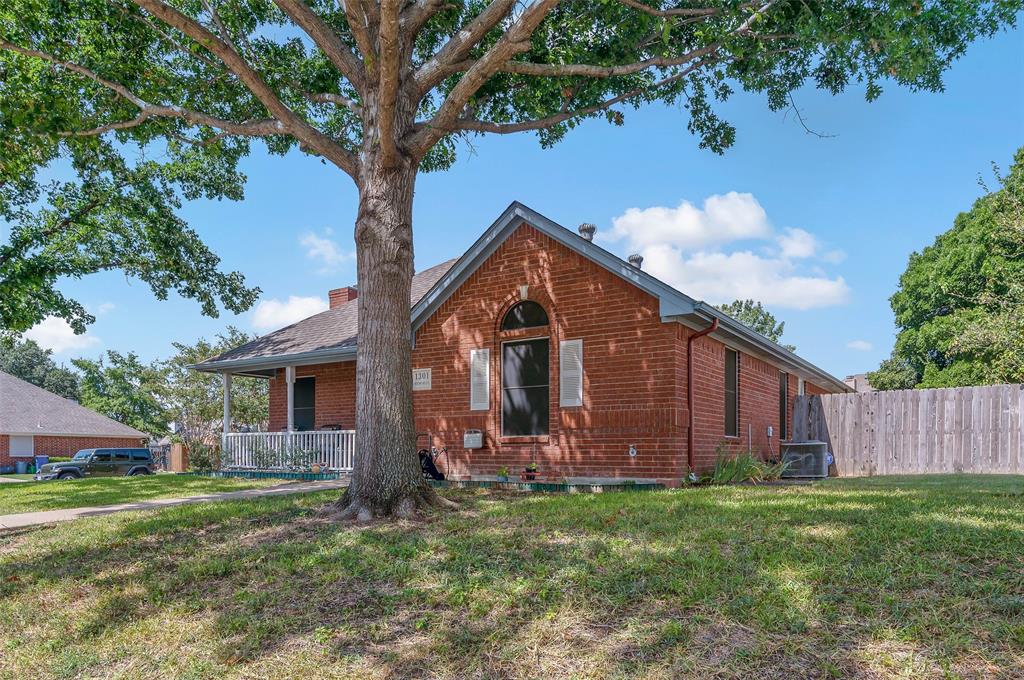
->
(0, 478, 348, 530)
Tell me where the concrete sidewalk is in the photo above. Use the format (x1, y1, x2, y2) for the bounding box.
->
(0, 479, 348, 530)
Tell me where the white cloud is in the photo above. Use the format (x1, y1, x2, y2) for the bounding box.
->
(846, 339, 873, 351)
(94, 302, 115, 316)
(603, 192, 850, 310)
(300, 229, 353, 273)
(776, 227, 818, 259)
(24, 317, 101, 354)
(643, 246, 850, 310)
(252, 296, 328, 331)
(605, 191, 771, 251)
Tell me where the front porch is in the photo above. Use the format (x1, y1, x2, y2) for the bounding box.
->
(220, 430, 356, 472)
(218, 365, 357, 472)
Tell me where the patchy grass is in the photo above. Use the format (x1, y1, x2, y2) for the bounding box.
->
(0, 475, 1022, 679)
(0, 474, 283, 515)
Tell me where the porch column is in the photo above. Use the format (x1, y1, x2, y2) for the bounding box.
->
(285, 366, 295, 432)
(222, 372, 232, 444)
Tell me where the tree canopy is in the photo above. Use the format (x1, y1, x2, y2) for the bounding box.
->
(718, 299, 794, 351)
(158, 327, 269, 448)
(2, 1, 1019, 306)
(0, 336, 80, 400)
(73, 350, 169, 435)
(869, 147, 1024, 390)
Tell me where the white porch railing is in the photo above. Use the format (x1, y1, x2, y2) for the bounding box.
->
(221, 430, 356, 472)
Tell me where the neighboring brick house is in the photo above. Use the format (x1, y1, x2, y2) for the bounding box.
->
(195, 202, 850, 484)
(0, 371, 147, 468)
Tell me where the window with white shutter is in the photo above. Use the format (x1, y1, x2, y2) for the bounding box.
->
(470, 348, 490, 410)
(559, 339, 583, 407)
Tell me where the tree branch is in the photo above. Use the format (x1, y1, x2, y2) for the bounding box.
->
(413, 0, 518, 95)
(271, 0, 367, 93)
(128, 0, 358, 176)
(613, 0, 753, 18)
(343, 0, 377, 73)
(447, 57, 713, 135)
(410, 0, 562, 158)
(303, 91, 362, 113)
(1, 38, 291, 142)
(443, 45, 719, 79)
(400, 0, 450, 35)
(378, 0, 401, 166)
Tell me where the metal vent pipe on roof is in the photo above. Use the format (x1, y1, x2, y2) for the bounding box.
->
(628, 253, 644, 269)
(577, 223, 596, 242)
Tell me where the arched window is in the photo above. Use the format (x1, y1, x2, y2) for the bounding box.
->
(499, 301, 550, 436)
(501, 300, 548, 331)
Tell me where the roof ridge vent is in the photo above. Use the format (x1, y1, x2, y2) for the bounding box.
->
(628, 253, 644, 269)
(577, 223, 596, 242)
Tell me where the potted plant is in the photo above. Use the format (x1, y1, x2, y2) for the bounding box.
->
(496, 466, 510, 483)
(522, 462, 539, 482)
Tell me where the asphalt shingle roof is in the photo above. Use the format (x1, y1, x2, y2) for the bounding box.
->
(0, 371, 148, 438)
(202, 258, 458, 365)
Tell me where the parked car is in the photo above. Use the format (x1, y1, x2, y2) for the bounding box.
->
(34, 448, 154, 481)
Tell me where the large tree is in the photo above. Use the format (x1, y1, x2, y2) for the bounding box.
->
(869, 147, 1024, 389)
(0, 337, 80, 400)
(1, 1, 1017, 517)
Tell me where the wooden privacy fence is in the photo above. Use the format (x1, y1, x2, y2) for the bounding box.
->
(793, 384, 1024, 476)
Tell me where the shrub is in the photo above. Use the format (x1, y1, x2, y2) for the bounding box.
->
(188, 443, 221, 472)
(707, 444, 788, 485)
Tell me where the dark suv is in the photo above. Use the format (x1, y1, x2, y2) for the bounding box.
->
(34, 448, 154, 481)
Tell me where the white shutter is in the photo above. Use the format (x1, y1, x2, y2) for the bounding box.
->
(470, 348, 490, 410)
(559, 339, 584, 407)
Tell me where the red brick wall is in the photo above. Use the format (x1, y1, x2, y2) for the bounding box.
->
(410, 223, 685, 483)
(0, 435, 145, 467)
(268, 362, 357, 432)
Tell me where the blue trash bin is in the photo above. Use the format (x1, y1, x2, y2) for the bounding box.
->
(35, 455, 49, 470)
(15, 460, 27, 474)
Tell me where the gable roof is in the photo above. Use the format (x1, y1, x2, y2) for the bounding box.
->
(194, 259, 458, 374)
(195, 202, 850, 392)
(0, 371, 148, 438)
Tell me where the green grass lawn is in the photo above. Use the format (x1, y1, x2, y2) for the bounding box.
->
(1, 475, 1021, 679)
(0, 474, 284, 515)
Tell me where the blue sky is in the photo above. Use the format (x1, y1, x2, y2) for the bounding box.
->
(26, 24, 1024, 380)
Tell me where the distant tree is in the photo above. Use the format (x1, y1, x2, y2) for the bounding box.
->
(0, 337, 80, 400)
(158, 328, 269, 449)
(865, 356, 917, 391)
(718, 299, 795, 351)
(73, 351, 168, 436)
(869, 147, 1024, 389)
(2, 0, 1018, 517)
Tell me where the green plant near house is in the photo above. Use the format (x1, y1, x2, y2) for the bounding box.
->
(188, 443, 221, 473)
(496, 467, 509, 479)
(707, 444, 788, 485)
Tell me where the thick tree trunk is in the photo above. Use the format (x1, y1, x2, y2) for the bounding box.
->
(335, 154, 450, 519)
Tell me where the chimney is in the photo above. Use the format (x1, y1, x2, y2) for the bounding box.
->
(628, 253, 644, 269)
(577, 222, 596, 242)
(328, 286, 358, 309)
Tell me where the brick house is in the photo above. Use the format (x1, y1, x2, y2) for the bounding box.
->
(195, 202, 849, 485)
(0, 371, 147, 468)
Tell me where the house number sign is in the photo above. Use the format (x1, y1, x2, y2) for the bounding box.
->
(412, 368, 432, 391)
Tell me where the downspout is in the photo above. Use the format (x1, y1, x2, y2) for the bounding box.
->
(686, 318, 719, 473)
